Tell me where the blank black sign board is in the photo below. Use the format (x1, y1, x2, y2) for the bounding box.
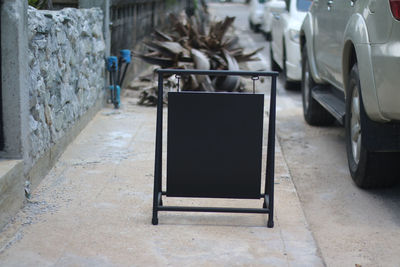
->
(167, 92, 264, 199)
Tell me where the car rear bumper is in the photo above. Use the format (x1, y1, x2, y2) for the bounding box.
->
(371, 42, 400, 121)
(285, 39, 302, 81)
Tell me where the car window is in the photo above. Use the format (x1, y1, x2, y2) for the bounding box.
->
(297, 0, 311, 11)
(258, 0, 266, 3)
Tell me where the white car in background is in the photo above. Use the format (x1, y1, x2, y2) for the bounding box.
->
(260, 0, 277, 41)
(269, 0, 311, 89)
(248, 0, 267, 32)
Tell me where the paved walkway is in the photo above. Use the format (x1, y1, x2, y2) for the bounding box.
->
(0, 93, 324, 266)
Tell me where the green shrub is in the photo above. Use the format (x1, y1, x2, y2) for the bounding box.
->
(28, 0, 47, 9)
(166, 0, 177, 8)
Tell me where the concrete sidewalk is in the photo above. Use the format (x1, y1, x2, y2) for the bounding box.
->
(0, 94, 324, 266)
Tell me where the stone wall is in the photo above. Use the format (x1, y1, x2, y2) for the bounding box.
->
(1, 0, 186, 231)
(27, 7, 106, 165)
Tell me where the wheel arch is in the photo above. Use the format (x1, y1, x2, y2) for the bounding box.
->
(300, 30, 305, 52)
(342, 14, 386, 122)
(300, 13, 323, 83)
(342, 41, 357, 98)
(282, 36, 286, 68)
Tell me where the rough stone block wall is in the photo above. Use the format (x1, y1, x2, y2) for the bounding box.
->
(27, 7, 105, 164)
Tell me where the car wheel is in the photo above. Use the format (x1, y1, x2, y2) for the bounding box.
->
(264, 31, 272, 42)
(345, 64, 399, 188)
(301, 46, 335, 125)
(249, 19, 254, 30)
(270, 45, 280, 71)
(282, 43, 298, 90)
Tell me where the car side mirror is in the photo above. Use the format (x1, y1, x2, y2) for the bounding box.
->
(268, 0, 287, 14)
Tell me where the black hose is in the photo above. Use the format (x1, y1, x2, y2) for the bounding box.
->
(120, 63, 130, 87)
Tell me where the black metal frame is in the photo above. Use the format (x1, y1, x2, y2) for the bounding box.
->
(152, 69, 278, 228)
(0, 1, 3, 151)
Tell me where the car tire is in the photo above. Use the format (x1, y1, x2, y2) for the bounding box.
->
(270, 45, 280, 71)
(282, 43, 298, 90)
(249, 19, 254, 31)
(264, 32, 272, 41)
(345, 64, 399, 188)
(301, 46, 335, 125)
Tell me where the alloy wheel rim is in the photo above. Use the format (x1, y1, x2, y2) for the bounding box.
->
(350, 86, 361, 164)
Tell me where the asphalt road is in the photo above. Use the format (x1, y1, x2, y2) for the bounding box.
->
(209, 2, 400, 267)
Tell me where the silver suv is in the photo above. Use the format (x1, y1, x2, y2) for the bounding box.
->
(300, 0, 400, 188)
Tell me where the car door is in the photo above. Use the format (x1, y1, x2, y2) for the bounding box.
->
(313, 0, 353, 88)
(312, 0, 333, 80)
(323, 0, 353, 89)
